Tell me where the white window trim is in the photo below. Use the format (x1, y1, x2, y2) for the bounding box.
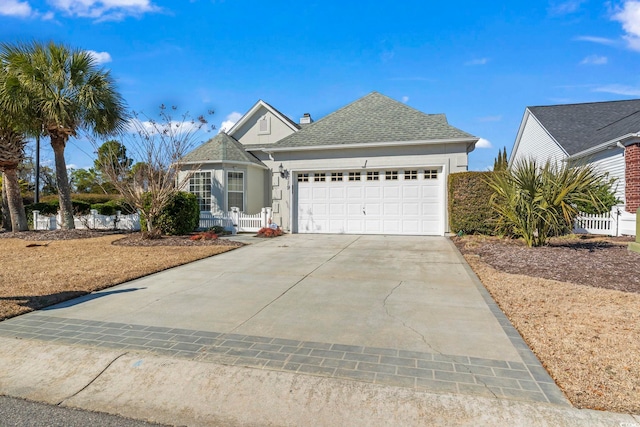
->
(226, 170, 245, 212)
(189, 171, 212, 212)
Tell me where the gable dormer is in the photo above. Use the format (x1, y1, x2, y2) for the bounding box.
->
(227, 100, 299, 146)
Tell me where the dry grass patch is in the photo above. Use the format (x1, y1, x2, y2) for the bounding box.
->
(454, 236, 640, 414)
(0, 235, 237, 320)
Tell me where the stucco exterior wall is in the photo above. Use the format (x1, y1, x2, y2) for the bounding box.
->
(245, 166, 268, 214)
(252, 142, 471, 231)
(233, 106, 297, 146)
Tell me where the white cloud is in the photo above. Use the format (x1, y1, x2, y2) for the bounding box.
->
(593, 84, 640, 96)
(612, 1, 640, 51)
(47, 0, 161, 21)
(477, 115, 502, 122)
(580, 54, 608, 65)
(0, 0, 32, 17)
(128, 118, 204, 135)
(219, 112, 242, 133)
(548, 0, 585, 15)
(476, 138, 493, 149)
(401, 96, 409, 103)
(574, 35, 617, 45)
(66, 163, 78, 170)
(87, 50, 112, 65)
(465, 58, 489, 66)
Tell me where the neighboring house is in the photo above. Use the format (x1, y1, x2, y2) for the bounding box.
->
(180, 92, 478, 235)
(509, 99, 640, 236)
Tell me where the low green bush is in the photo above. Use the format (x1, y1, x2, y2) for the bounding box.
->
(207, 225, 228, 235)
(140, 191, 200, 235)
(91, 203, 117, 216)
(448, 171, 495, 235)
(156, 192, 200, 235)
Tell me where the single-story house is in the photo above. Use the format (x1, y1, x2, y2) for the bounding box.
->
(180, 92, 479, 235)
(509, 99, 640, 235)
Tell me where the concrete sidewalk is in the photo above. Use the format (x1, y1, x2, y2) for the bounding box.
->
(0, 234, 637, 425)
(0, 337, 636, 427)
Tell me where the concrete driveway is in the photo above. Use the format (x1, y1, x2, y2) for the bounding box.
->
(0, 234, 567, 406)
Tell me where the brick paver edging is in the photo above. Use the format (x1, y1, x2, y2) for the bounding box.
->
(0, 313, 568, 406)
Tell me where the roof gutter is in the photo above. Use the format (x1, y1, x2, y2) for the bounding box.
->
(180, 160, 269, 169)
(566, 132, 640, 160)
(247, 138, 479, 153)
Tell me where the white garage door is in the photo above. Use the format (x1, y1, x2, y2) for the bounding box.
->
(295, 168, 443, 235)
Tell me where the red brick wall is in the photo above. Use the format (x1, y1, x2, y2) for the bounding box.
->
(626, 143, 640, 212)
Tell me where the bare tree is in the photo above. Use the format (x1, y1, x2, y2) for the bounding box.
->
(94, 105, 213, 237)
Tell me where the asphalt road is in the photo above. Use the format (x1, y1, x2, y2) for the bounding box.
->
(0, 395, 173, 427)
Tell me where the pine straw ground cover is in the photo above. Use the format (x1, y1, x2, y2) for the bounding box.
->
(452, 235, 640, 414)
(0, 230, 242, 321)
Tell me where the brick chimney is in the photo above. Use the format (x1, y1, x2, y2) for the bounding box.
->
(626, 143, 640, 212)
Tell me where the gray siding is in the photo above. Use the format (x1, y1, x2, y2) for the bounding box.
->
(511, 113, 567, 166)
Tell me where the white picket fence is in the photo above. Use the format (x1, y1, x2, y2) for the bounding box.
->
(33, 210, 141, 231)
(199, 207, 273, 233)
(573, 207, 636, 237)
(32, 206, 274, 234)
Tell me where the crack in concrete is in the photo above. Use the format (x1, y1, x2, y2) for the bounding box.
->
(382, 281, 499, 399)
(56, 352, 129, 406)
(229, 236, 363, 333)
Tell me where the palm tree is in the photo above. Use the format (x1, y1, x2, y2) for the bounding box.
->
(0, 67, 29, 231)
(487, 158, 615, 247)
(0, 125, 28, 231)
(1, 41, 127, 229)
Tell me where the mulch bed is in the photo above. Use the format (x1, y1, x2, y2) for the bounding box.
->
(0, 229, 243, 247)
(452, 235, 640, 294)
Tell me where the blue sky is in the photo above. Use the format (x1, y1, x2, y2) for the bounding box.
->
(1, 0, 640, 171)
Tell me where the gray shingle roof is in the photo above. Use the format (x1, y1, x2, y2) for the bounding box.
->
(528, 99, 640, 156)
(182, 132, 265, 166)
(269, 92, 476, 148)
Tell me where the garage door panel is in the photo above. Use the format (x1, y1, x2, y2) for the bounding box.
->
(402, 203, 419, 215)
(402, 220, 419, 234)
(365, 187, 381, 198)
(296, 169, 442, 235)
(347, 203, 362, 215)
(312, 187, 328, 198)
(384, 186, 401, 198)
(330, 187, 345, 198)
(329, 204, 345, 215)
(347, 187, 363, 198)
(364, 220, 381, 233)
(312, 204, 327, 215)
(329, 220, 346, 233)
(382, 220, 401, 233)
(402, 186, 419, 198)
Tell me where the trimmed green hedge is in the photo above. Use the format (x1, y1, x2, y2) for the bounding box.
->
(140, 191, 200, 235)
(40, 193, 120, 205)
(448, 171, 495, 235)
